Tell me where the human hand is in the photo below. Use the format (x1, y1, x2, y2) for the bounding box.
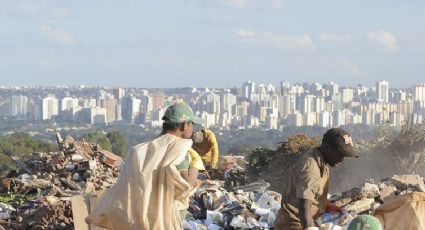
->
(325, 202, 343, 214)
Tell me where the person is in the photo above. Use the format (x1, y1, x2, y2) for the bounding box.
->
(176, 148, 205, 187)
(175, 147, 205, 220)
(86, 102, 203, 230)
(347, 215, 383, 230)
(192, 129, 220, 171)
(274, 128, 359, 230)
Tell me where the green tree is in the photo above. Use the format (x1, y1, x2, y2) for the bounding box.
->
(0, 132, 57, 157)
(0, 132, 57, 177)
(83, 132, 112, 151)
(107, 131, 128, 157)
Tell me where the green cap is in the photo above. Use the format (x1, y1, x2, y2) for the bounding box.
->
(162, 102, 204, 125)
(347, 215, 382, 230)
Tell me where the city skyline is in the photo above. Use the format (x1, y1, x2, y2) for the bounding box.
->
(2, 80, 425, 130)
(1, 0, 425, 88)
(0, 79, 423, 90)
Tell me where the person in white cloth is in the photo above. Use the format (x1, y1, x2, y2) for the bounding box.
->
(86, 102, 203, 230)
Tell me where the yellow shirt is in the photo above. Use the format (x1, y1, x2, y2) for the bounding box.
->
(176, 148, 205, 171)
(192, 129, 219, 168)
(188, 148, 205, 170)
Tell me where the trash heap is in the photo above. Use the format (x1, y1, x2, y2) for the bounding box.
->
(219, 156, 248, 191)
(183, 180, 281, 229)
(317, 174, 425, 228)
(183, 155, 282, 229)
(0, 132, 122, 230)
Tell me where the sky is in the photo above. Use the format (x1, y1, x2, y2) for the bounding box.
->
(1, 0, 425, 88)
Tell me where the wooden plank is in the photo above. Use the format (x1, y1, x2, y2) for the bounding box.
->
(71, 195, 90, 230)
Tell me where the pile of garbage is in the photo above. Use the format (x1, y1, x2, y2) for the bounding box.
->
(317, 174, 425, 228)
(0, 132, 122, 229)
(184, 180, 281, 229)
(218, 156, 248, 191)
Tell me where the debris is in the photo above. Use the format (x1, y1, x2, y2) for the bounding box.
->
(318, 175, 425, 229)
(10, 156, 32, 174)
(379, 184, 397, 203)
(77, 160, 97, 171)
(0, 133, 123, 229)
(234, 180, 270, 193)
(100, 150, 123, 168)
(345, 198, 375, 213)
(390, 174, 425, 192)
(361, 183, 380, 199)
(185, 179, 281, 229)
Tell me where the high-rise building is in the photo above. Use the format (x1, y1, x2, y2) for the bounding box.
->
(100, 98, 117, 123)
(414, 84, 425, 102)
(341, 88, 354, 103)
(376, 80, 389, 103)
(332, 110, 345, 127)
(287, 113, 303, 127)
(324, 81, 339, 97)
(319, 111, 332, 127)
(299, 95, 315, 114)
(303, 112, 316, 126)
(80, 99, 97, 108)
(242, 81, 256, 100)
(150, 92, 165, 110)
(206, 92, 221, 114)
(265, 114, 278, 129)
(313, 97, 325, 113)
(140, 95, 153, 114)
(113, 88, 125, 102)
(41, 95, 59, 120)
(362, 110, 376, 125)
(350, 113, 362, 124)
(280, 81, 291, 95)
(121, 97, 141, 123)
(60, 97, 79, 112)
(309, 83, 322, 95)
(278, 94, 296, 117)
(10, 95, 28, 118)
(77, 107, 107, 124)
(221, 91, 237, 115)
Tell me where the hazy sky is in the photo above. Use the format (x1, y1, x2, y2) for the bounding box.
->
(1, 0, 424, 88)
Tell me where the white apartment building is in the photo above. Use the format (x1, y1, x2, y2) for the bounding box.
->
(10, 95, 28, 118)
(41, 95, 59, 120)
(60, 97, 79, 112)
(377, 80, 389, 103)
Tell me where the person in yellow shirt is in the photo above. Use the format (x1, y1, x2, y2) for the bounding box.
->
(192, 129, 219, 170)
(176, 148, 205, 220)
(176, 148, 205, 186)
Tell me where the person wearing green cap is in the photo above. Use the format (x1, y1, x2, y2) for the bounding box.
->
(86, 102, 204, 229)
(347, 215, 383, 230)
(161, 101, 205, 185)
(274, 128, 359, 230)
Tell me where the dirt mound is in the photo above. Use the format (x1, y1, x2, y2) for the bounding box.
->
(247, 134, 320, 192)
(247, 124, 425, 194)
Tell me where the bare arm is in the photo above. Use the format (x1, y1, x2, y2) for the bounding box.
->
(299, 198, 315, 229)
(187, 167, 199, 186)
(209, 133, 219, 168)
